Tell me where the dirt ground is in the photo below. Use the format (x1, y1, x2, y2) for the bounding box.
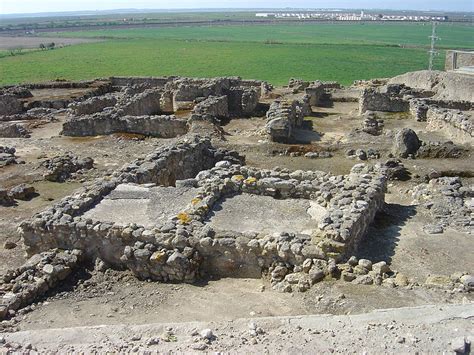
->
(4, 303, 473, 353)
(0, 87, 472, 351)
(0, 36, 102, 50)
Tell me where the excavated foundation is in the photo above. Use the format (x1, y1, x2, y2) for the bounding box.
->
(19, 138, 386, 282)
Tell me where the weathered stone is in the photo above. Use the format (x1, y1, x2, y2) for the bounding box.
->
(353, 275, 374, 285)
(393, 128, 421, 158)
(394, 273, 409, 287)
(8, 184, 36, 201)
(358, 259, 372, 270)
(372, 261, 390, 275)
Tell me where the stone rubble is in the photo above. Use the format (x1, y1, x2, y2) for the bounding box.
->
(416, 141, 466, 159)
(0, 123, 30, 138)
(0, 146, 18, 167)
(7, 184, 36, 201)
(0, 249, 83, 320)
(411, 177, 473, 234)
(41, 153, 94, 182)
(360, 112, 384, 136)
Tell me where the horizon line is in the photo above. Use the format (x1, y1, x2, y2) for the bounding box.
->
(2, 7, 473, 17)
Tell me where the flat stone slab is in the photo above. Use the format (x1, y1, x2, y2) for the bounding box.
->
(207, 193, 326, 235)
(82, 184, 197, 228)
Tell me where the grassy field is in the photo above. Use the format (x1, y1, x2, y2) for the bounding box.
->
(1, 22, 472, 86)
(51, 23, 474, 49)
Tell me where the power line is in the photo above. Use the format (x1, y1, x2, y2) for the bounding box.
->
(428, 21, 440, 71)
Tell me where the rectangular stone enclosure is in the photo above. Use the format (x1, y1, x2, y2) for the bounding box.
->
(20, 139, 386, 281)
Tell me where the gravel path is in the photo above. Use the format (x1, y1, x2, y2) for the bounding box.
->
(1, 303, 473, 353)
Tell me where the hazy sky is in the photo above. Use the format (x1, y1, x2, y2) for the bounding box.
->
(1, 0, 473, 14)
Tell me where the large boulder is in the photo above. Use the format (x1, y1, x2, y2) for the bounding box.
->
(393, 128, 421, 158)
(0, 188, 14, 206)
(8, 184, 36, 200)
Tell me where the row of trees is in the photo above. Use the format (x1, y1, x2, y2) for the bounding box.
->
(39, 42, 56, 50)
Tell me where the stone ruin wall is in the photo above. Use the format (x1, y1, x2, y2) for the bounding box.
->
(0, 95, 24, 116)
(19, 138, 244, 279)
(61, 76, 265, 138)
(265, 96, 311, 142)
(0, 80, 113, 118)
(61, 115, 188, 138)
(70, 94, 119, 116)
(19, 137, 386, 282)
(110, 76, 174, 88)
(425, 108, 473, 144)
(192, 96, 229, 119)
(359, 82, 473, 145)
(359, 86, 410, 114)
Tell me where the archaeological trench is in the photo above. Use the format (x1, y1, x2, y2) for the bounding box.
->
(0, 71, 473, 351)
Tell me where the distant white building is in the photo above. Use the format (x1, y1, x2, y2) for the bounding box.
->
(256, 11, 447, 22)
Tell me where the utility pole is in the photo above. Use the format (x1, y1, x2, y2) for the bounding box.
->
(428, 21, 440, 71)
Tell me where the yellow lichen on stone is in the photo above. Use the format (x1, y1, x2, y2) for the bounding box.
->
(191, 197, 201, 206)
(177, 212, 192, 224)
(150, 251, 167, 263)
(232, 175, 245, 182)
(244, 177, 258, 185)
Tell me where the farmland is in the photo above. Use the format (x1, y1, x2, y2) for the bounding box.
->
(0, 22, 473, 86)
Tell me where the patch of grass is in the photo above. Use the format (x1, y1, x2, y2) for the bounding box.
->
(48, 23, 474, 49)
(0, 48, 42, 58)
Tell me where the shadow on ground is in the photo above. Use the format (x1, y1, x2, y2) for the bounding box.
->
(356, 203, 417, 264)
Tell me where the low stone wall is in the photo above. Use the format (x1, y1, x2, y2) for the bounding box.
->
(26, 99, 71, 110)
(169, 77, 232, 111)
(305, 82, 325, 106)
(164, 77, 264, 114)
(70, 94, 118, 116)
(19, 137, 243, 254)
(359, 87, 409, 114)
(329, 87, 361, 102)
(0, 249, 83, 320)
(117, 89, 162, 116)
(61, 114, 188, 138)
(19, 138, 385, 283)
(409, 99, 430, 121)
(388, 70, 474, 102)
(0, 123, 30, 138)
(193, 96, 229, 118)
(265, 96, 310, 142)
(409, 98, 474, 122)
(0, 95, 24, 116)
(23, 81, 113, 111)
(227, 87, 259, 116)
(0, 108, 55, 123)
(426, 107, 473, 144)
(21, 80, 112, 95)
(110, 76, 173, 88)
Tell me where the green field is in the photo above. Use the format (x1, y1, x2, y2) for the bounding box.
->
(1, 22, 473, 86)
